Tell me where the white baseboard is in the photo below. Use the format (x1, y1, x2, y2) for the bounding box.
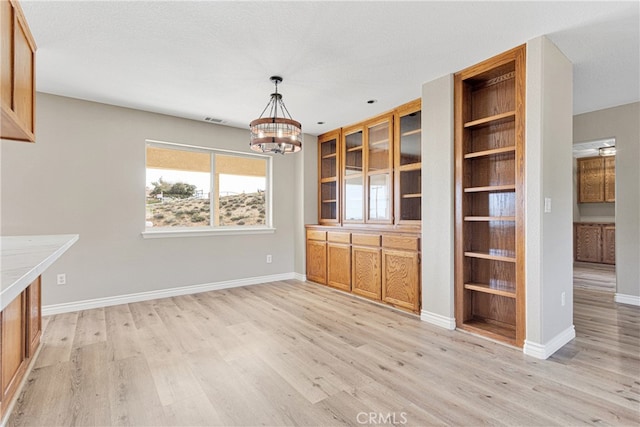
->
(420, 310, 456, 330)
(43, 272, 298, 316)
(294, 272, 307, 282)
(523, 325, 575, 360)
(614, 293, 640, 306)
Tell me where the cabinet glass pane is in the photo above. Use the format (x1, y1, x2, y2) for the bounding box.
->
(345, 131, 363, 176)
(399, 111, 421, 166)
(369, 173, 390, 221)
(368, 122, 390, 172)
(321, 182, 337, 220)
(320, 138, 337, 179)
(344, 176, 363, 221)
(400, 169, 421, 221)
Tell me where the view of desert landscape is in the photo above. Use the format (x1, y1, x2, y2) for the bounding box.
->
(146, 192, 266, 227)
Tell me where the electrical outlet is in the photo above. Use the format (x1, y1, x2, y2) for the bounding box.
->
(57, 273, 66, 285)
(561, 292, 566, 306)
(266, 254, 272, 264)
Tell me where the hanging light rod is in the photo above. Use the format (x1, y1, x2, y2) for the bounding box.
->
(249, 76, 302, 155)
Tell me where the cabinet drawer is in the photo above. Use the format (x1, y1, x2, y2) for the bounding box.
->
(382, 235, 419, 251)
(327, 232, 350, 244)
(352, 233, 381, 247)
(307, 230, 326, 241)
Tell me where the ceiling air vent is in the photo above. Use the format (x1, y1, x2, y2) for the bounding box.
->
(204, 117, 225, 124)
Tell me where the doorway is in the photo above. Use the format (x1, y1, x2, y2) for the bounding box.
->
(572, 138, 617, 295)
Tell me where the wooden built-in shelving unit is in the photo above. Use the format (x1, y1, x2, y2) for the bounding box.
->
(311, 99, 422, 313)
(454, 45, 526, 347)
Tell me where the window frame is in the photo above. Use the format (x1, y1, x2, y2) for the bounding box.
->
(142, 139, 274, 238)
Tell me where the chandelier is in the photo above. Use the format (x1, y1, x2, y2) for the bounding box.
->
(249, 76, 302, 154)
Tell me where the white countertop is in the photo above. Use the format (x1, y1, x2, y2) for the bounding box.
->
(1, 234, 79, 311)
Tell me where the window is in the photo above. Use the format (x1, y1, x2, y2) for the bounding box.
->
(144, 140, 272, 237)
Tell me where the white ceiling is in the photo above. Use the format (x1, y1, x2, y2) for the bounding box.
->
(21, 1, 639, 136)
(573, 138, 616, 158)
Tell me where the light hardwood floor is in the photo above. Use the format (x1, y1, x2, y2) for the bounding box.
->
(574, 262, 616, 292)
(7, 279, 640, 426)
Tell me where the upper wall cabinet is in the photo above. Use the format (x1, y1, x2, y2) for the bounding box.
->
(316, 98, 421, 229)
(577, 156, 615, 203)
(1, 0, 36, 142)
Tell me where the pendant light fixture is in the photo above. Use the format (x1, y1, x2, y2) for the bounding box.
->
(249, 76, 302, 154)
(598, 146, 616, 156)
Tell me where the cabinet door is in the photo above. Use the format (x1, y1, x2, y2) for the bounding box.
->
(367, 117, 393, 223)
(574, 224, 602, 263)
(578, 157, 604, 203)
(1, 294, 27, 410)
(327, 243, 351, 291)
(352, 246, 381, 300)
(306, 240, 327, 284)
(13, 8, 34, 135)
(382, 249, 420, 312)
(395, 102, 422, 224)
(1, 0, 13, 112)
(318, 131, 340, 224)
(343, 127, 364, 223)
(604, 156, 615, 202)
(0, 0, 36, 142)
(26, 277, 41, 357)
(602, 225, 616, 265)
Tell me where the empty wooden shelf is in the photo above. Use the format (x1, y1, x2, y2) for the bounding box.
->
(454, 45, 526, 347)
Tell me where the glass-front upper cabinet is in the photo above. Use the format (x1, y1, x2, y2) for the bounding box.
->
(343, 125, 364, 222)
(367, 115, 393, 223)
(394, 99, 422, 225)
(318, 130, 341, 224)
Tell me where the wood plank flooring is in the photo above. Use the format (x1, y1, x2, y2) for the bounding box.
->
(574, 262, 616, 292)
(7, 278, 640, 426)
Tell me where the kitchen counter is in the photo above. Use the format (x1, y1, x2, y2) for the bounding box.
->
(1, 234, 79, 310)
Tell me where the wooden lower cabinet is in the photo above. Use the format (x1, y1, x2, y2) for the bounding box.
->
(306, 226, 420, 314)
(602, 225, 616, 265)
(574, 223, 615, 265)
(327, 243, 351, 291)
(381, 235, 420, 312)
(306, 239, 327, 284)
(575, 223, 602, 263)
(382, 249, 420, 312)
(352, 245, 382, 300)
(0, 277, 42, 420)
(1, 295, 27, 414)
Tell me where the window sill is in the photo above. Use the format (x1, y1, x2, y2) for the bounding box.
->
(141, 227, 276, 239)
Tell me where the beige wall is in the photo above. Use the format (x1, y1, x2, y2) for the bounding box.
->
(294, 132, 318, 276)
(420, 74, 455, 327)
(573, 102, 640, 300)
(1, 93, 300, 306)
(524, 36, 574, 354)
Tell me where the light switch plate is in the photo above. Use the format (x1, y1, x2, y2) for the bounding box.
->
(544, 197, 552, 213)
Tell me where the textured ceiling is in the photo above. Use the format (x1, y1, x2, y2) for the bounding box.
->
(20, 1, 640, 136)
